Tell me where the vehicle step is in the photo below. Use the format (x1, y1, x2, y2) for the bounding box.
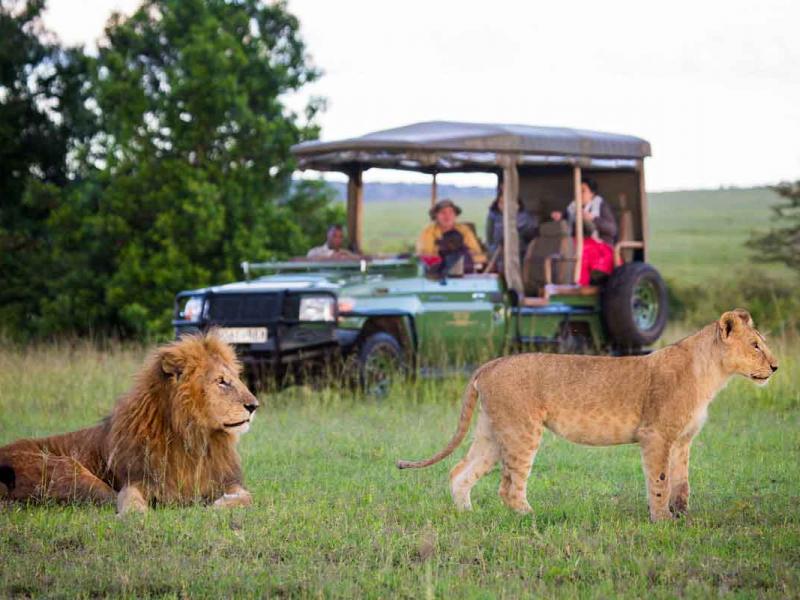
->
(513, 305, 596, 317)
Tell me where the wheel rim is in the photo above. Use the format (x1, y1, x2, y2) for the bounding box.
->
(631, 277, 659, 331)
(363, 343, 400, 396)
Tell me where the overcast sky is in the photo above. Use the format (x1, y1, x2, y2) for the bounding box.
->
(45, 0, 800, 191)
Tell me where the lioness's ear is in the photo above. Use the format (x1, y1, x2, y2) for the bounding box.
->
(731, 308, 753, 328)
(160, 348, 184, 380)
(718, 309, 752, 341)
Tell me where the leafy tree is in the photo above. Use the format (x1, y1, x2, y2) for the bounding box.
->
(748, 181, 800, 273)
(41, 0, 340, 337)
(0, 0, 79, 335)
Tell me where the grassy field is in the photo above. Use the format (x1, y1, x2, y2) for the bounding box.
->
(2, 186, 798, 597)
(2, 336, 799, 598)
(362, 186, 790, 285)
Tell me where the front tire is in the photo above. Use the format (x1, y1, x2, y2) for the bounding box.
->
(357, 332, 406, 397)
(603, 262, 668, 349)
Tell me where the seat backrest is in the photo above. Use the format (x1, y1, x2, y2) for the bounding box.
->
(522, 221, 575, 295)
(616, 193, 634, 263)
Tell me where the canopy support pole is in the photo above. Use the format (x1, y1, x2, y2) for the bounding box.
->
(638, 161, 649, 262)
(501, 156, 524, 297)
(347, 167, 363, 253)
(431, 172, 438, 207)
(573, 166, 583, 284)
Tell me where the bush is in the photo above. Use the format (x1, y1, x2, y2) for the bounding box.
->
(666, 269, 800, 335)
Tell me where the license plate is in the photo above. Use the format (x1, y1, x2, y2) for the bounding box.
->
(217, 327, 268, 344)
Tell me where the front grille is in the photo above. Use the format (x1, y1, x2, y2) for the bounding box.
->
(207, 294, 282, 324)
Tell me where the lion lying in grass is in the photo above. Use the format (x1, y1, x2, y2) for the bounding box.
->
(0, 333, 259, 514)
(398, 309, 778, 521)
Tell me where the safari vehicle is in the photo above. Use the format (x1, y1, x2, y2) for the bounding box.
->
(173, 121, 668, 391)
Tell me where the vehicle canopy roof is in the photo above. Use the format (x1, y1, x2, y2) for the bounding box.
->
(291, 120, 651, 173)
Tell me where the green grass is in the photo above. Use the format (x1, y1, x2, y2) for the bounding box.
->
(648, 187, 791, 285)
(362, 186, 790, 285)
(1, 186, 797, 597)
(2, 338, 800, 597)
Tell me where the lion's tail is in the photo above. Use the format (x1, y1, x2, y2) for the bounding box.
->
(396, 375, 481, 470)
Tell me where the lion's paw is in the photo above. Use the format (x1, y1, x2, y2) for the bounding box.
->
(213, 489, 253, 508)
(117, 486, 148, 516)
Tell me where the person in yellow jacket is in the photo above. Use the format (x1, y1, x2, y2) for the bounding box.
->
(416, 199, 487, 269)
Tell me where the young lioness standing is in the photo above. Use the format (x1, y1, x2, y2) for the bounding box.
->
(397, 309, 778, 521)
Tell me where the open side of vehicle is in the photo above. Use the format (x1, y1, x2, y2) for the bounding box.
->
(290, 121, 668, 351)
(174, 121, 668, 392)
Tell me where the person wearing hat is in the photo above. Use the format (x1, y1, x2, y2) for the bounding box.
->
(416, 199, 487, 269)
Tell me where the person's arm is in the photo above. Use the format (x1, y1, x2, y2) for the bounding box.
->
(594, 201, 618, 243)
(460, 225, 487, 264)
(416, 224, 437, 256)
(333, 248, 359, 259)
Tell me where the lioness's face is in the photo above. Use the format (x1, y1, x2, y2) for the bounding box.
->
(718, 309, 778, 385)
(203, 360, 259, 434)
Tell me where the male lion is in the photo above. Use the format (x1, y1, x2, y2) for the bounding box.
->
(0, 333, 259, 514)
(397, 309, 778, 521)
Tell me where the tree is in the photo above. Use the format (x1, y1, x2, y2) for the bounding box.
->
(748, 181, 800, 273)
(41, 0, 340, 337)
(0, 0, 75, 335)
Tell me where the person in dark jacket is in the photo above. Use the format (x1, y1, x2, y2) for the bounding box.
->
(485, 182, 539, 271)
(550, 177, 617, 245)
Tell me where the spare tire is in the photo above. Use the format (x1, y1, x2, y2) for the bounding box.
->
(602, 262, 668, 348)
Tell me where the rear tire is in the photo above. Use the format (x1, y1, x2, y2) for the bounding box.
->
(603, 262, 668, 349)
(357, 332, 406, 397)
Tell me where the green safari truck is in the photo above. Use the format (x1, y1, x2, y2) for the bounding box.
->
(173, 121, 668, 393)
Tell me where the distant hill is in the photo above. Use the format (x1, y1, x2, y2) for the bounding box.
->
(323, 180, 495, 202)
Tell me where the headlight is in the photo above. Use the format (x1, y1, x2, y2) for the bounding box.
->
(298, 296, 335, 322)
(180, 296, 204, 322)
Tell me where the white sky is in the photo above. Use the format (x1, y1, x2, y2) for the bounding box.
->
(44, 0, 800, 191)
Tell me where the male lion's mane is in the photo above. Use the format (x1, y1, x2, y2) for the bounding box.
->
(104, 335, 244, 502)
(0, 334, 254, 508)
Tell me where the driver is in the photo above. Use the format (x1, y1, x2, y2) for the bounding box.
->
(307, 225, 359, 259)
(416, 199, 486, 271)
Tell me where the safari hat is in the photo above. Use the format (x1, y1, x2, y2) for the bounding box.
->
(429, 198, 462, 220)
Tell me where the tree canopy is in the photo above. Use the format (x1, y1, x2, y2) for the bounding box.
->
(748, 181, 800, 273)
(1, 0, 341, 339)
(0, 0, 76, 332)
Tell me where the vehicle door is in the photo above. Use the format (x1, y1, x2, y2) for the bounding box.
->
(417, 274, 506, 366)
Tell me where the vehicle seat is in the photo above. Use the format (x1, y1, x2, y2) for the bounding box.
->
(617, 195, 635, 264)
(522, 221, 575, 295)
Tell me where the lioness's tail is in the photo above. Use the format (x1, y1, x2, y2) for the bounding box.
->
(396, 376, 480, 469)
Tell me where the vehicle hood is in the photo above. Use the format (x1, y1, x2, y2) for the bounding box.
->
(184, 272, 424, 298)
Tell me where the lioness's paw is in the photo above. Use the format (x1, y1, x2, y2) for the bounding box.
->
(669, 497, 689, 516)
(649, 509, 676, 523)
